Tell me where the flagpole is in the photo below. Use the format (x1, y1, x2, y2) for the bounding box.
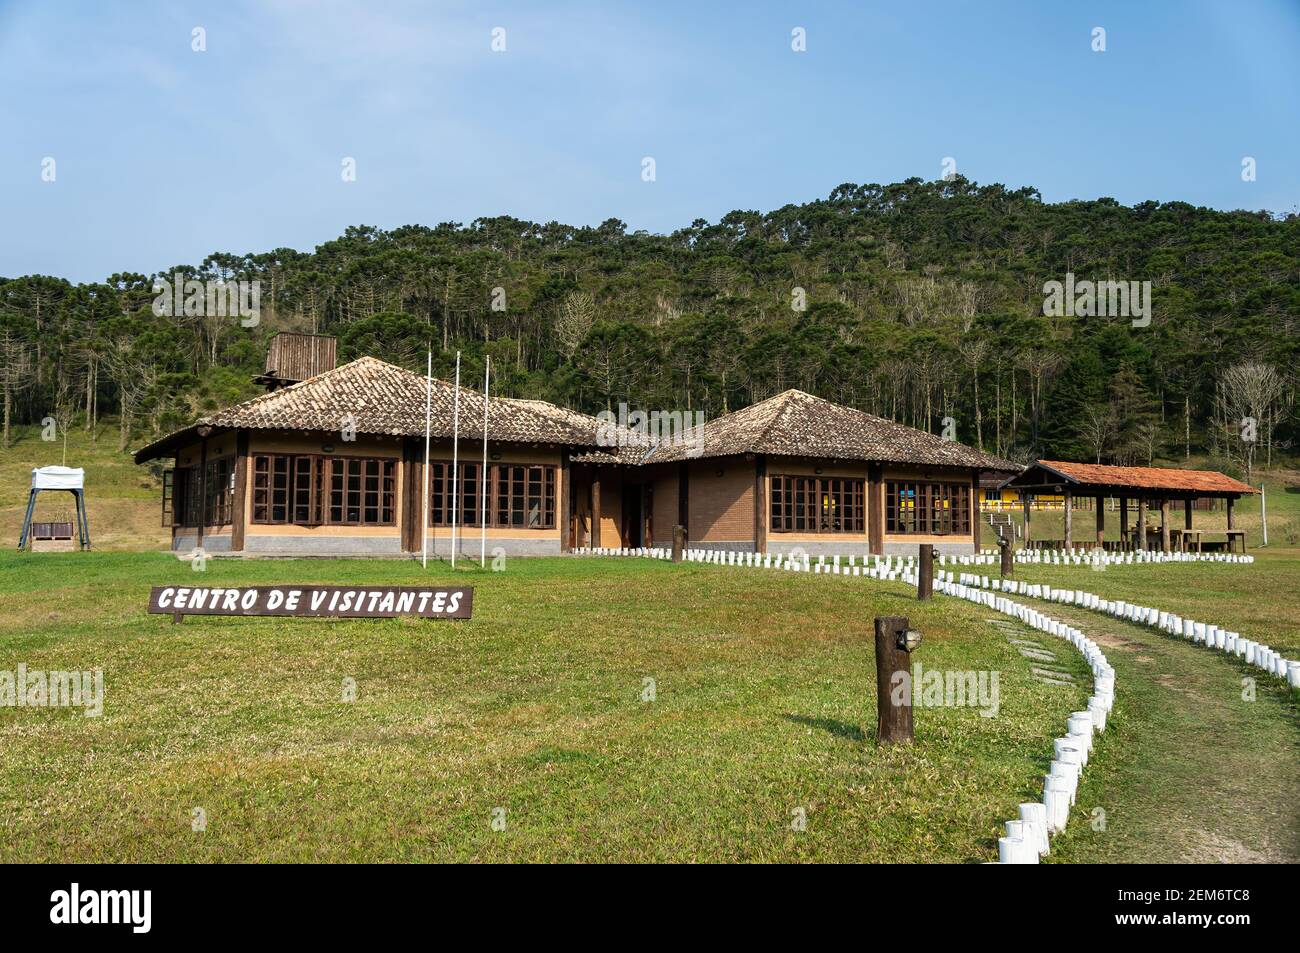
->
(421, 349, 431, 569)
(450, 351, 461, 568)
(481, 354, 490, 568)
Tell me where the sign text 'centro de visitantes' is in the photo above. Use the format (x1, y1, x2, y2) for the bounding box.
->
(148, 585, 473, 622)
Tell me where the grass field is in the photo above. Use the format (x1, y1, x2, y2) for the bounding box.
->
(2, 424, 1297, 862)
(1, 552, 1103, 862)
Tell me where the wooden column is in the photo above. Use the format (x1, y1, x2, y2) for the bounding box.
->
(1022, 493, 1031, 546)
(677, 462, 690, 546)
(875, 616, 914, 745)
(1094, 494, 1105, 548)
(917, 544, 933, 600)
(643, 484, 653, 548)
(1226, 497, 1236, 530)
(867, 463, 884, 555)
(999, 534, 1014, 577)
(1137, 497, 1148, 551)
(1184, 499, 1193, 530)
(754, 455, 767, 555)
(196, 434, 208, 551)
(1063, 489, 1073, 551)
(1119, 497, 1129, 548)
(672, 524, 686, 562)
(590, 470, 602, 548)
(231, 431, 249, 552)
(560, 452, 572, 552)
(400, 438, 419, 552)
(1160, 499, 1170, 552)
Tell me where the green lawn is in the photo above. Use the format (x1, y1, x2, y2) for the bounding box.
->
(3, 432, 1297, 862)
(0, 551, 1098, 863)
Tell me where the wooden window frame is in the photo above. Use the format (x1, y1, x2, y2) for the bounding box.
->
(252, 453, 397, 527)
(885, 481, 971, 536)
(428, 462, 557, 530)
(202, 456, 234, 526)
(162, 469, 176, 527)
(769, 474, 865, 534)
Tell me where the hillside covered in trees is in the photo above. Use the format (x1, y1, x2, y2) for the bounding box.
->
(1, 177, 1295, 475)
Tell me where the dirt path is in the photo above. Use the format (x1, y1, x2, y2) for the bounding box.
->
(1023, 600, 1300, 863)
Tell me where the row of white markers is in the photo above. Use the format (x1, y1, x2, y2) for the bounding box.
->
(974, 547, 1250, 567)
(574, 545, 1253, 570)
(574, 544, 1121, 863)
(948, 571, 1300, 690)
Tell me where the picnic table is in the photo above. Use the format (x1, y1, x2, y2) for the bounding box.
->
(1170, 528, 1202, 553)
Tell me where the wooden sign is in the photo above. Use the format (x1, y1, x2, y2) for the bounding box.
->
(149, 585, 473, 623)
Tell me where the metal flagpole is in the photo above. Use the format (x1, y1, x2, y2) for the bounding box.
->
(1260, 483, 1268, 547)
(481, 354, 490, 568)
(450, 351, 461, 568)
(421, 349, 432, 569)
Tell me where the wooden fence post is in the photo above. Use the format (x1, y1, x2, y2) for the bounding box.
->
(875, 616, 916, 745)
(917, 544, 933, 600)
(672, 524, 686, 563)
(999, 533, 1014, 577)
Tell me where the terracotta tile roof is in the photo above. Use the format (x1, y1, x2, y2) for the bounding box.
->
(134, 357, 603, 461)
(1011, 460, 1259, 495)
(633, 389, 1021, 471)
(134, 363, 1020, 475)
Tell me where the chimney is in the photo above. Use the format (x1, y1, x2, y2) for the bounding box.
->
(255, 333, 337, 391)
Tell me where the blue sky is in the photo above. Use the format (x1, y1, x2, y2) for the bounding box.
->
(2, 0, 1297, 283)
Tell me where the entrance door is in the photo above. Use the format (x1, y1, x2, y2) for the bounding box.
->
(622, 485, 644, 547)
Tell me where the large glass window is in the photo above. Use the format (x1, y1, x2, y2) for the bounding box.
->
(885, 481, 971, 535)
(429, 462, 556, 529)
(769, 475, 865, 533)
(253, 454, 396, 526)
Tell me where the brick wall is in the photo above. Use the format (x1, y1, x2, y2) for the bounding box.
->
(689, 458, 755, 542)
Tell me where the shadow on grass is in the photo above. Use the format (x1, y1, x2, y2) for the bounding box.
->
(782, 713, 866, 742)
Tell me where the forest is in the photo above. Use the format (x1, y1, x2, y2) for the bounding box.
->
(1, 176, 1295, 475)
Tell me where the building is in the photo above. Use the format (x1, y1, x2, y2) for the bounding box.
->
(1000, 460, 1258, 552)
(134, 338, 1019, 557)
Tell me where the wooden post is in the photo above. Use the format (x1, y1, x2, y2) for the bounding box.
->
(672, 524, 686, 563)
(1119, 496, 1129, 549)
(231, 431, 249, 552)
(591, 472, 602, 548)
(917, 544, 933, 600)
(999, 533, 1013, 577)
(1063, 489, 1073, 551)
(1159, 499, 1170, 552)
(560, 452, 572, 552)
(867, 463, 884, 555)
(196, 435, 208, 552)
(1226, 497, 1235, 530)
(875, 616, 914, 745)
(1137, 497, 1148, 551)
(754, 455, 767, 555)
(1022, 494, 1031, 546)
(1095, 494, 1105, 549)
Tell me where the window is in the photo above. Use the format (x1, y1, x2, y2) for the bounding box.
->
(770, 475, 865, 533)
(886, 481, 971, 535)
(428, 462, 556, 529)
(162, 469, 176, 527)
(253, 454, 396, 526)
(203, 456, 234, 526)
